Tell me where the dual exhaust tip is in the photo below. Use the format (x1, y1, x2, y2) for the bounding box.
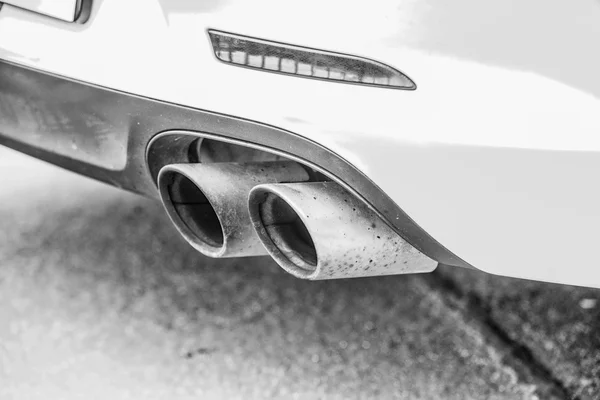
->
(158, 162, 436, 280)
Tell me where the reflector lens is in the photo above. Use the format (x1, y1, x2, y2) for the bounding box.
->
(208, 30, 416, 90)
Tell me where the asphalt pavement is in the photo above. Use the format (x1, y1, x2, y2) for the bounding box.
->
(1, 147, 599, 399)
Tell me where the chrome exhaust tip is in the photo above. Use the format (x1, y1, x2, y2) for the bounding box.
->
(158, 162, 310, 258)
(248, 182, 437, 279)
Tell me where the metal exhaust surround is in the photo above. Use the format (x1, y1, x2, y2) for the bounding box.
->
(158, 162, 310, 258)
(248, 182, 437, 280)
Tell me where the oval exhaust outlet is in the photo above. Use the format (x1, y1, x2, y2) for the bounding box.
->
(158, 162, 310, 258)
(248, 182, 437, 280)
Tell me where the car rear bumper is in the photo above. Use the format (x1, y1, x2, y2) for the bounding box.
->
(3, 0, 600, 287)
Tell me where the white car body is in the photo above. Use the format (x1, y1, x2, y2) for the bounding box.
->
(1, 0, 600, 287)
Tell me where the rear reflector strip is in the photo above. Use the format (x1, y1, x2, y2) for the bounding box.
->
(208, 30, 415, 90)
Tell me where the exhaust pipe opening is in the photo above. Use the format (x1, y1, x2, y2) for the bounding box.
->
(164, 171, 224, 249)
(259, 192, 317, 275)
(249, 182, 438, 280)
(158, 162, 311, 258)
